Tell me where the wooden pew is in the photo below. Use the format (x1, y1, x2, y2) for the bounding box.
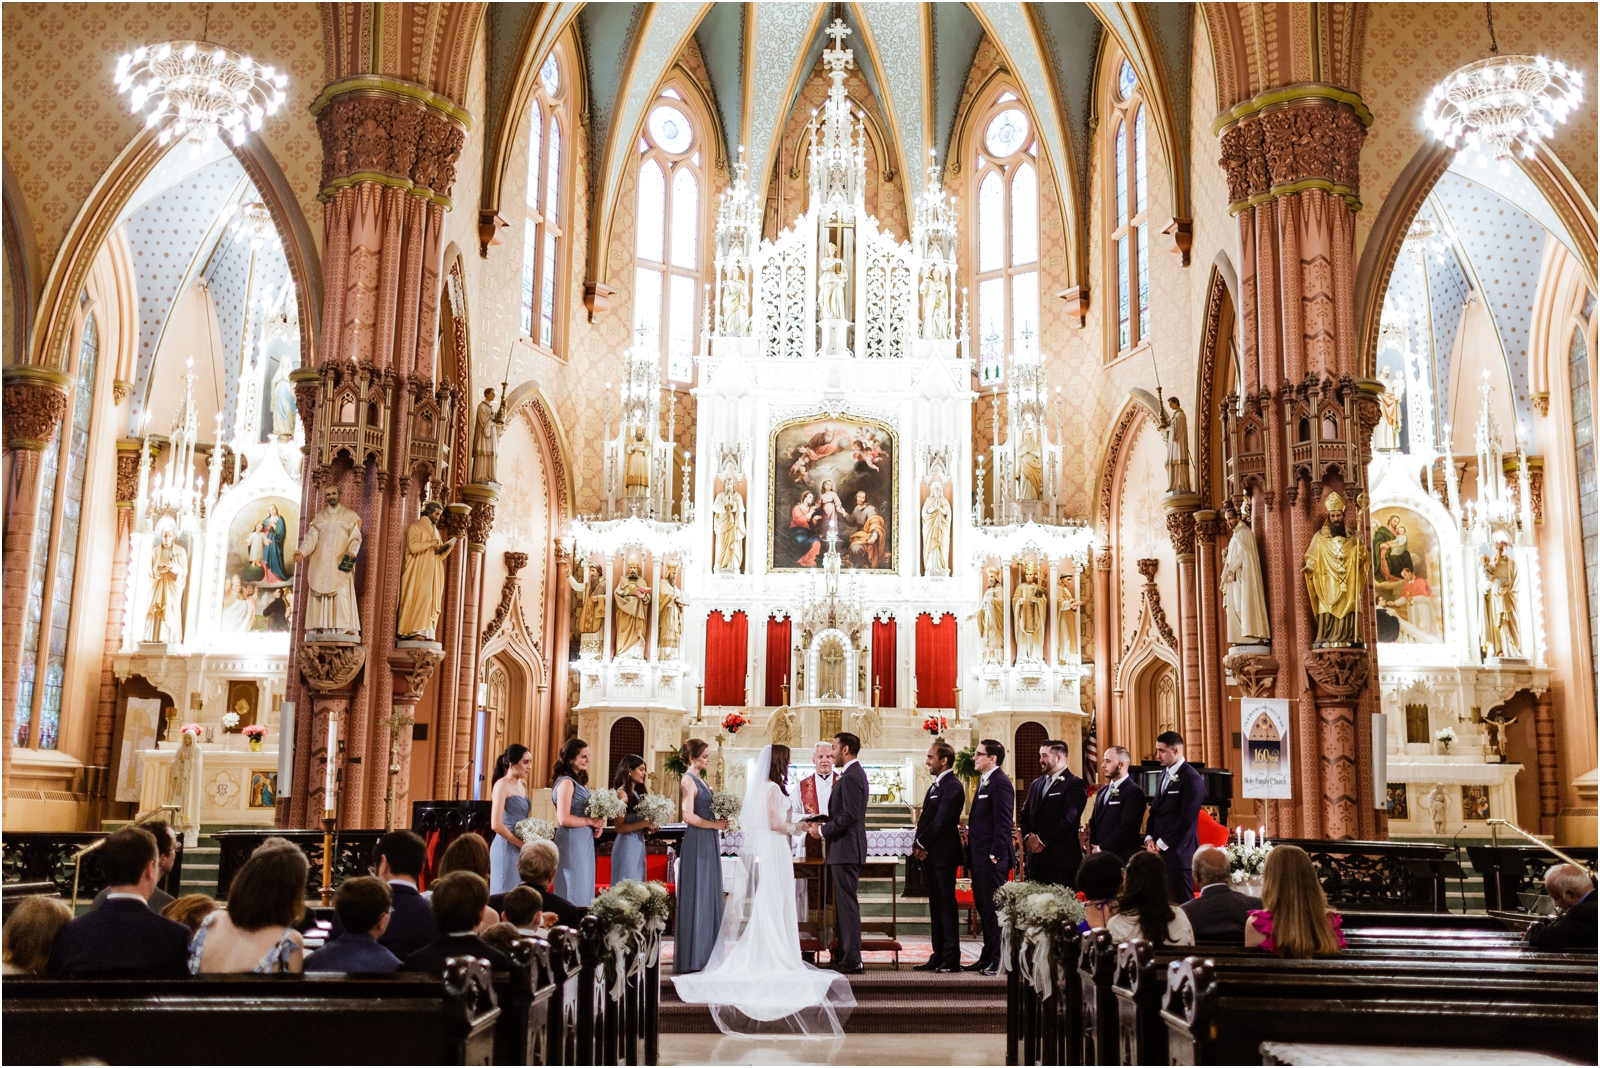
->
(1075, 929, 1119, 1067)
(1004, 925, 1081, 1066)
(544, 926, 582, 1066)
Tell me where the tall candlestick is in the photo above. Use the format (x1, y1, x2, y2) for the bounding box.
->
(324, 716, 338, 816)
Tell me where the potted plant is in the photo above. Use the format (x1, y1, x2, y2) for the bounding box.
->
(243, 724, 267, 752)
(1435, 727, 1457, 754)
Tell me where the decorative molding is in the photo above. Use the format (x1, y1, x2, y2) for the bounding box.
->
(114, 441, 141, 505)
(313, 88, 469, 205)
(1224, 652, 1280, 699)
(1098, 402, 1144, 531)
(2, 366, 72, 450)
(388, 646, 446, 700)
(1304, 647, 1371, 700)
(1136, 558, 1178, 651)
(482, 551, 530, 645)
(299, 641, 368, 692)
(1218, 96, 1366, 215)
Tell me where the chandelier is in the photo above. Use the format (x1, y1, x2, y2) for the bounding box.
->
(228, 201, 276, 250)
(114, 40, 289, 148)
(1424, 54, 1582, 160)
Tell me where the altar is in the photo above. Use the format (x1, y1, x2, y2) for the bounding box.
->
(138, 739, 282, 835)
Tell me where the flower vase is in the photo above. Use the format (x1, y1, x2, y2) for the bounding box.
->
(249, 739, 263, 752)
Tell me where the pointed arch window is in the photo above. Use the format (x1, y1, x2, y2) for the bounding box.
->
(635, 90, 706, 384)
(972, 90, 1039, 386)
(1109, 57, 1150, 356)
(521, 49, 569, 353)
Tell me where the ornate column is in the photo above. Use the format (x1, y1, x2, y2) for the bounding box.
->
(1193, 511, 1224, 769)
(1164, 499, 1203, 749)
(1534, 692, 1560, 835)
(452, 484, 498, 797)
(432, 501, 471, 797)
(386, 646, 445, 830)
(90, 441, 143, 822)
(1092, 546, 1113, 750)
(299, 641, 368, 821)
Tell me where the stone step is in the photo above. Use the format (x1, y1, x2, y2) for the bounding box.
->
(660, 970, 1006, 1034)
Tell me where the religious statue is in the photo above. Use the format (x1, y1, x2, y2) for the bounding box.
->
(568, 560, 607, 641)
(656, 562, 686, 660)
(712, 475, 746, 574)
(1373, 365, 1405, 451)
(1302, 492, 1369, 648)
(1162, 395, 1193, 495)
(1426, 783, 1449, 834)
(469, 387, 507, 485)
(169, 728, 205, 847)
(294, 485, 363, 637)
(1015, 417, 1043, 501)
(921, 479, 951, 577)
(722, 262, 749, 337)
(613, 561, 651, 658)
(919, 262, 950, 340)
(623, 423, 651, 497)
(1055, 573, 1081, 663)
(978, 566, 1006, 663)
(1483, 710, 1519, 759)
(1012, 564, 1047, 662)
(271, 354, 298, 438)
(146, 524, 188, 643)
(1481, 534, 1522, 659)
(846, 490, 887, 569)
(818, 241, 847, 321)
(397, 501, 458, 641)
(1220, 502, 1271, 645)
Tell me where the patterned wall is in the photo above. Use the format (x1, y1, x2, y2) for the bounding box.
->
(1116, 419, 1179, 651)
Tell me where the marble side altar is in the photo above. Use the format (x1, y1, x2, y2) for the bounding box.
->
(138, 740, 282, 831)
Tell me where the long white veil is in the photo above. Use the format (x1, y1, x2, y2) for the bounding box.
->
(672, 744, 855, 1036)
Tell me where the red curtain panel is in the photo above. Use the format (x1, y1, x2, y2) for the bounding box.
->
(766, 615, 792, 706)
(870, 617, 897, 707)
(705, 610, 749, 705)
(915, 612, 958, 709)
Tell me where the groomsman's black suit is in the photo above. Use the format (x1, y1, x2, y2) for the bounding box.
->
(914, 770, 966, 970)
(965, 767, 1015, 970)
(1017, 774, 1047, 881)
(822, 759, 869, 971)
(1145, 760, 1205, 901)
(1019, 768, 1087, 887)
(1087, 774, 1147, 861)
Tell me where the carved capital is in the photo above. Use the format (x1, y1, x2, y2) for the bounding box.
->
(2, 367, 73, 450)
(388, 646, 445, 701)
(1304, 647, 1371, 701)
(313, 81, 469, 202)
(1224, 652, 1280, 698)
(466, 500, 496, 548)
(1095, 545, 1112, 572)
(1193, 510, 1223, 545)
(1136, 557, 1159, 581)
(115, 441, 142, 504)
(440, 502, 472, 539)
(300, 641, 368, 692)
(1218, 93, 1367, 213)
(1164, 510, 1197, 556)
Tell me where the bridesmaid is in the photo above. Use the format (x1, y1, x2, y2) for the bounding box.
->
(610, 755, 656, 885)
(489, 744, 533, 895)
(674, 739, 727, 974)
(552, 738, 605, 906)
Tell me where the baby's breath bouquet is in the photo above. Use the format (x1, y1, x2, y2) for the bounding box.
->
(513, 816, 556, 843)
(633, 792, 673, 826)
(587, 789, 627, 822)
(710, 789, 742, 831)
(995, 881, 1084, 999)
(1225, 840, 1271, 879)
(586, 882, 646, 1000)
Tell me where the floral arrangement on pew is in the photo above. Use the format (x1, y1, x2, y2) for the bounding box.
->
(514, 817, 557, 843)
(710, 789, 742, 832)
(995, 881, 1084, 1000)
(585, 879, 672, 998)
(721, 711, 748, 734)
(633, 792, 674, 826)
(587, 788, 627, 823)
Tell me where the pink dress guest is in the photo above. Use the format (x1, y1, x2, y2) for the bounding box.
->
(1246, 909, 1347, 953)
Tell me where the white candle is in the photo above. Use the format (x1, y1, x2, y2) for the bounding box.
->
(324, 716, 338, 815)
(1243, 829, 1256, 851)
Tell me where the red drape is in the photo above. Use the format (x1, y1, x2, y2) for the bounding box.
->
(915, 612, 957, 709)
(705, 610, 749, 705)
(871, 618, 897, 707)
(765, 616, 792, 706)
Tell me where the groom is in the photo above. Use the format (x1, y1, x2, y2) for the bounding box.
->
(822, 731, 868, 974)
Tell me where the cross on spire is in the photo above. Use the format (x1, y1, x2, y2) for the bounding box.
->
(825, 17, 851, 49)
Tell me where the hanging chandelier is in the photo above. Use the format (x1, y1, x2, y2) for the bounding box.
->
(113, 40, 288, 148)
(227, 201, 276, 250)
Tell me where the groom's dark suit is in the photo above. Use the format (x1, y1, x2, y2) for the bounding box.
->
(823, 758, 869, 970)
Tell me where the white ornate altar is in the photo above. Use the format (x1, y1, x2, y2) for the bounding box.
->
(138, 739, 283, 830)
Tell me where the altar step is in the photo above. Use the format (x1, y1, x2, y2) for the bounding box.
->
(176, 824, 268, 899)
(659, 968, 1007, 1034)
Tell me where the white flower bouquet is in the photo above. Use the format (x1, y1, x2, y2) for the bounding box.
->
(1225, 841, 1272, 879)
(587, 789, 627, 822)
(633, 792, 674, 826)
(1435, 727, 1457, 751)
(513, 817, 556, 843)
(221, 711, 241, 731)
(710, 790, 742, 830)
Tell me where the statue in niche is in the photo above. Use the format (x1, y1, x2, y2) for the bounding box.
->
(1303, 492, 1368, 648)
(1220, 501, 1271, 645)
(1055, 573, 1081, 662)
(569, 560, 607, 638)
(1483, 710, 1519, 759)
(712, 466, 746, 574)
(624, 423, 651, 497)
(1012, 564, 1047, 662)
(978, 566, 1006, 664)
(295, 485, 363, 637)
(656, 562, 686, 660)
(818, 241, 847, 321)
(613, 560, 651, 659)
(921, 479, 951, 577)
(1162, 396, 1193, 495)
(271, 354, 298, 438)
(1481, 534, 1522, 658)
(1015, 417, 1043, 501)
(722, 262, 749, 337)
(168, 729, 205, 847)
(397, 501, 458, 641)
(1373, 365, 1405, 451)
(469, 387, 507, 485)
(919, 262, 950, 340)
(1426, 783, 1449, 833)
(146, 524, 188, 643)
(818, 635, 848, 700)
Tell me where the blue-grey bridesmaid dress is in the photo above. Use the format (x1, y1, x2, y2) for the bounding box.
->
(490, 792, 530, 894)
(552, 776, 596, 906)
(673, 774, 724, 974)
(610, 792, 648, 885)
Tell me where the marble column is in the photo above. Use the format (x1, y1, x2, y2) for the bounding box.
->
(387, 646, 445, 830)
(452, 484, 498, 797)
(1092, 546, 1113, 751)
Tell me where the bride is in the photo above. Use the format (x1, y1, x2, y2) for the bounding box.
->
(671, 744, 856, 1036)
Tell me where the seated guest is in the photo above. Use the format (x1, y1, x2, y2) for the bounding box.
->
(1246, 844, 1345, 958)
(48, 827, 190, 977)
(501, 884, 557, 935)
(1075, 852, 1125, 931)
(479, 920, 524, 958)
(432, 833, 499, 933)
(93, 820, 177, 911)
(403, 871, 511, 973)
(489, 839, 586, 930)
(1526, 863, 1597, 950)
(161, 893, 218, 935)
(3, 896, 73, 975)
(191, 844, 307, 973)
(1182, 844, 1260, 942)
(1106, 852, 1194, 946)
(304, 876, 402, 973)
(372, 829, 439, 958)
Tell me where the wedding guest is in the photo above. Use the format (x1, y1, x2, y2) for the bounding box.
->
(304, 876, 401, 973)
(1526, 863, 1597, 950)
(1246, 845, 1344, 958)
(1182, 845, 1260, 943)
(480, 920, 524, 958)
(403, 872, 511, 972)
(93, 820, 177, 911)
(675, 738, 728, 974)
(488, 839, 586, 930)
(611, 754, 657, 885)
(161, 893, 218, 934)
(490, 744, 534, 895)
(2, 896, 73, 975)
(1020, 740, 1086, 887)
(434, 833, 500, 932)
(48, 827, 190, 977)
(191, 844, 306, 973)
(1106, 852, 1194, 946)
(500, 885, 556, 935)
(1075, 852, 1124, 931)
(962, 738, 1014, 975)
(913, 741, 965, 973)
(552, 738, 605, 906)
(372, 829, 438, 958)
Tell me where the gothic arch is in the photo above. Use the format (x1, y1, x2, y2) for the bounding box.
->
(3, 156, 41, 367)
(1193, 260, 1239, 511)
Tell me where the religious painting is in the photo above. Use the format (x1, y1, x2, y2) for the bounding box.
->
(1371, 505, 1443, 644)
(248, 770, 278, 809)
(1387, 783, 1409, 821)
(224, 681, 259, 731)
(222, 496, 299, 633)
(769, 416, 896, 572)
(1461, 784, 1491, 821)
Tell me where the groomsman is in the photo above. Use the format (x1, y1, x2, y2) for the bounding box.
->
(1020, 740, 1087, 887)
(1017, 743, 1053, 881)
(961, 739, 1014, 975)
(1083, 746, 1146, 861)
(913, 742, 965, 972)
(1144, 731, 1204, 902)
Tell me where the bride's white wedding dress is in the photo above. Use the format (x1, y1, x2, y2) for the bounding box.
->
(671, 745, 856, 1036)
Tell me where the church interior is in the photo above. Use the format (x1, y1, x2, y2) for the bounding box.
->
(2, 1, 1597, 1063)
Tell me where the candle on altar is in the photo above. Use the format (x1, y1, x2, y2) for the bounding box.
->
(1243, 829, 1256, 851)
(324, 716, 338, 816)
